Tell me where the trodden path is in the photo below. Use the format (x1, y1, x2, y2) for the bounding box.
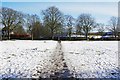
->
(49, 41, 72, 78)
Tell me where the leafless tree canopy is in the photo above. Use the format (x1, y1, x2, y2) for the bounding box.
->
(108, 16, 118, 39)
(1, 7, 24, 39)
(42, 6, 64, 39)
(64, 15, 75, 39)
(25, 14, 40, 40)
(76, 13, 96, 39)
(97, 23, 105, 35)
(1, 6, 119, 40)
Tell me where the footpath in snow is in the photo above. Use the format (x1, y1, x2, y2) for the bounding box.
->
(49, 41, 72, 78)
(0, 40, 119, 78)
(0, 40, 72, 78)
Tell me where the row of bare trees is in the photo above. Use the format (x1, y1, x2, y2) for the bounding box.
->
(1, 7, 24, 40)
(0, 6, 119, 40)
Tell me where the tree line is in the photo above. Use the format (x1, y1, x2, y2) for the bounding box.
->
(0, 6, 120, 40)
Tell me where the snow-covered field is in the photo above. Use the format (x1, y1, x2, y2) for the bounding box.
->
(62, 41, 119, 78)
(0, 40, 57, 78)
(0, 40, 119, 78)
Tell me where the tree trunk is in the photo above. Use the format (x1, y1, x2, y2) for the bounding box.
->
(58, 36, 60, 41)
(115, 35, 116, 39)
(85, 33, 88, 40)
(8, 27, 10, 40)
(0, 34, 2, 41)
(69, 34, 71, 40)
(51, 30, 54, 40)
(52, 35, 54, 40)
(31, 33, 33, 40)
(114, 32, 117, 40)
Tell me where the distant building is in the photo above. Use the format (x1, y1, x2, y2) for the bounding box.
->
(1, 27, 31, 39)
(101, 32, 115, 39)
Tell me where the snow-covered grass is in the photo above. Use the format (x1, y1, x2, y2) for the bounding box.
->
(62, 41, 119, 78)
(0, 40, 57, 78)
(0, 40, 119, 78)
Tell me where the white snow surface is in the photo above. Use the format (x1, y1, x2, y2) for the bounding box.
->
(0, 40, 119, 78)
(62, 41, 119, 78)
(0, 40, 57, 78)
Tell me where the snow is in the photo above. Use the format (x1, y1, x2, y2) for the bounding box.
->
(0, 40, 57, 78)
(62, 41, 119, 78)
(0, 40, 119, 78)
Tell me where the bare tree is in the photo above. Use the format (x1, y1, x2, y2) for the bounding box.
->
(97, 23, 105, 36)
(0, 11, 2, 40)
(76, 13, 96, 40)
(12, 25, 26, 35)
(25, 14, 40, 40)
(107, 16, 118, 39)
(42, 6, 64, 39)
(64, 15, 74, 39)
(118, 17, 120, 39)
(32, 21, 43, 39)
(76, 24, 82, 36)
(1, 7, 24, 40)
